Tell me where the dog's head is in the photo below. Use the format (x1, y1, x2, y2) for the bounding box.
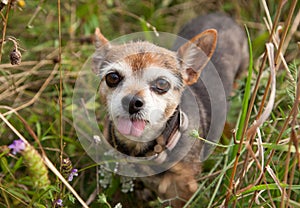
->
(92, 28, 217, 143)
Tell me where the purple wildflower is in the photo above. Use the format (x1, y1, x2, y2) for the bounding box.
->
(8, 139, 26, 155)
(68, 168, 78, 182)
(55, 198, 63, 207)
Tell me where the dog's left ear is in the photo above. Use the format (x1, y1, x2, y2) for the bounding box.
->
(92, 28, 111, 74)
(177, 29, 217, 85)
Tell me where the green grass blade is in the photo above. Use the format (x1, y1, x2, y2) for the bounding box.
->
(232, 25, 253, 157)
(225, 25, 253, 185)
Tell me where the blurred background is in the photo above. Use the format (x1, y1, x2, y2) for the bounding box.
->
(0, 0, 299, 207)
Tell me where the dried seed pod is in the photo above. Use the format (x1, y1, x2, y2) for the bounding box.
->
(10, 48, 22, 65)
(61, 158, 73, 178)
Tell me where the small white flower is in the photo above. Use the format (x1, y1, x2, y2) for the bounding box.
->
(114, 202, 122, 208)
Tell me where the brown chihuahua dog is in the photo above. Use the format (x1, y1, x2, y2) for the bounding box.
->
(92, 13, 248, 207)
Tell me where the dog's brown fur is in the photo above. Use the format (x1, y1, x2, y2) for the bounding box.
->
(93, 13, 248, 207)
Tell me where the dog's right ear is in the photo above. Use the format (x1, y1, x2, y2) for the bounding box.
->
(92, 28, 111, 74)
(94, 27, 110, 49)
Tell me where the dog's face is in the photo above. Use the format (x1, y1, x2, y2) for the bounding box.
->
(93, 29, 217, 143)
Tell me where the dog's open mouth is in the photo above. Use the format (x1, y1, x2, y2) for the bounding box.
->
(116, 117, 147, 137)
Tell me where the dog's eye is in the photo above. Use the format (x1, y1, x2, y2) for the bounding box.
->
(151, 78, 170, 94)
(105, 72, 122, 88)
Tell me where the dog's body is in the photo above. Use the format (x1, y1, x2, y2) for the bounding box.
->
(93, 13, 248, 207)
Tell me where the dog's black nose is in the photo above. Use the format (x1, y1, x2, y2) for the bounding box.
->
(122, 94, 144, 114)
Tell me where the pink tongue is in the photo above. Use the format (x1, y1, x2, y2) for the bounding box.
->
(116, 118, 146, 137)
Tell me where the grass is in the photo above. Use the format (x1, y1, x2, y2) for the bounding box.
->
(0, 0, 299, 207)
